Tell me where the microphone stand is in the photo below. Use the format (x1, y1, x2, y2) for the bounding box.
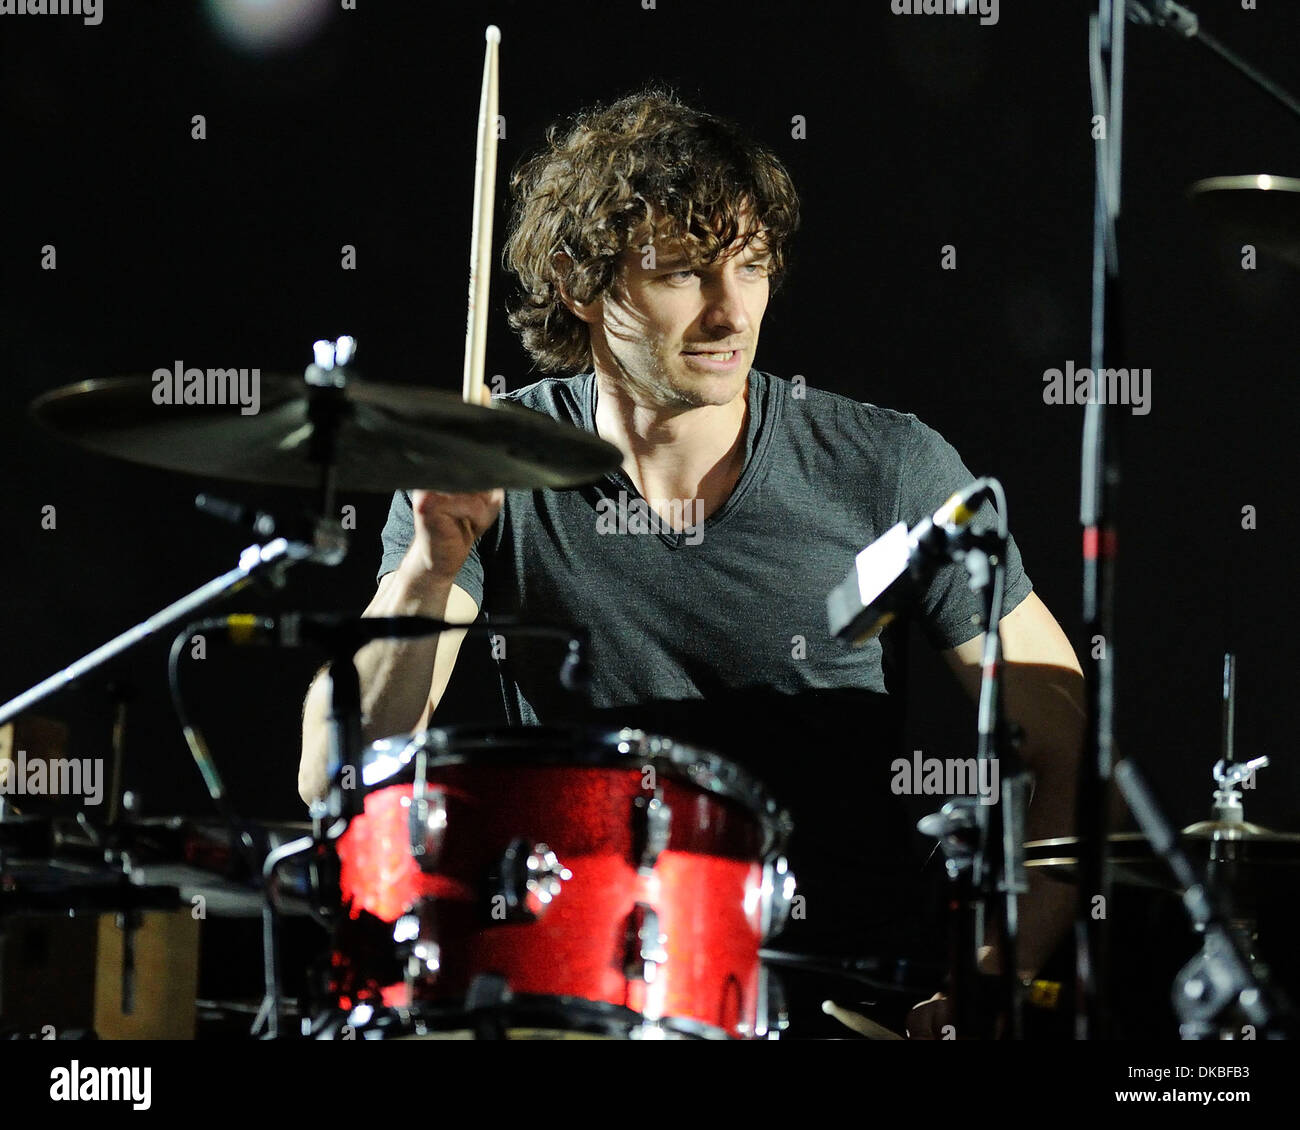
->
(951, 524, 1030, 1040)
(1077, 0, 1127, 1042)
(836, 477, 1024, 1037)
(0, 531, 339, 730)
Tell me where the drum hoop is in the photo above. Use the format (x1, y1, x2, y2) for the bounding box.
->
(356, 723, 793, 856)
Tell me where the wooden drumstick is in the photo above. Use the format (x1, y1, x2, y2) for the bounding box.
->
(462, 24, 501, 406)
(821, 1000, 906, 1040)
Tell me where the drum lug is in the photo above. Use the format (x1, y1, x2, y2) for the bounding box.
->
(406, 787, 447, 870)
(760, 855, 797, 941)
(623, 902, 667, 983)
(632, 791, 672, 871)
(407, 747, 448, 870)
(491, 838, 571, 923)
(753, 964, 790, 1039)
(394, 911, 441, 987)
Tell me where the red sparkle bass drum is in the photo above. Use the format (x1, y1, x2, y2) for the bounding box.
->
(323, 724, 795, 1039)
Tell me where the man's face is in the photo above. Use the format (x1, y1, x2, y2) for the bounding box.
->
(583, 226, 772, 410)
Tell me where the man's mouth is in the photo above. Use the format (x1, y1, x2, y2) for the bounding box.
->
(683, 350, 737, 361)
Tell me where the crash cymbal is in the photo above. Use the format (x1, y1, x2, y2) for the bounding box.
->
(1025, 828, 1300, 891)
(1187, 173, 1300, 269)
(30, 374, 623, 493)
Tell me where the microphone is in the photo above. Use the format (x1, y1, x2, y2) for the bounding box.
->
(189, 613, 446, 649)
(195, 494, 318, 542)
(188, 615, 591, 693)
(827, 479, 993, 646)
(194, 494, 348, 567)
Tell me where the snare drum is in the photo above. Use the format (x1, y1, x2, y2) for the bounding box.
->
(325, 724, 794, 1039)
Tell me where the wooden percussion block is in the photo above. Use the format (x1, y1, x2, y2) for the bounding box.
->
(0, 715, 71, 810)
(94, 910, 201, 1040)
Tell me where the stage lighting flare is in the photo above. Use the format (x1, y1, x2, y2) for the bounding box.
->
(204, 0, 333, 53)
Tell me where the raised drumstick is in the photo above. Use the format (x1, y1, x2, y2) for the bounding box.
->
(462, 24, 501, 406)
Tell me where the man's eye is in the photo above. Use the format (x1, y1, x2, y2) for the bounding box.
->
(664, 269, 696, 281)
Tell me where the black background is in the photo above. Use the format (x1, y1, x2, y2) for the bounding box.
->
(1, 0, 1296, 844)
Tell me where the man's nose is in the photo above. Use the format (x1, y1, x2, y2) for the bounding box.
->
(699, 271, 752, 334)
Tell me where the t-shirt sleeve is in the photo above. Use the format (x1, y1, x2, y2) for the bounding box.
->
(376, 490, 486, 608)
(896, 417, 1032, 650)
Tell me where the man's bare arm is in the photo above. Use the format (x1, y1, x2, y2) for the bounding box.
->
(297, 570, 479, 804)
(298, 485, 501, 805)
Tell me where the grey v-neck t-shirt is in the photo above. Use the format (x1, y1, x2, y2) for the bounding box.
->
(377, 369, 1031, 948)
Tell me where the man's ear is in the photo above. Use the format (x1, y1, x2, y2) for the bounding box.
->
(554, 252, 602, 326)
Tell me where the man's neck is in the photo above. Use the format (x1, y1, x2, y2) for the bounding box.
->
(593, 370, 750, 524)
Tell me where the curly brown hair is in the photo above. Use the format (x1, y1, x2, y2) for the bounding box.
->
(503, 85, 801, 374)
